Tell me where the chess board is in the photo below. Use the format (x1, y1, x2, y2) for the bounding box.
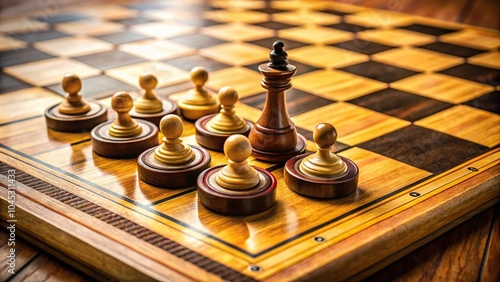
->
(1, 0, 499, 281)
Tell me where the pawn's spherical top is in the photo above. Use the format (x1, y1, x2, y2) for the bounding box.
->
(314, 123, 337, 148)
(58, 74, 91, 115)
(160, 114, 183, 140)
(139, 74, 158, 90)
(191, 66, 209, 87)
(224, 134, 252, 163)
(218, 86, 238, 106)
(112, 91, 134, 112)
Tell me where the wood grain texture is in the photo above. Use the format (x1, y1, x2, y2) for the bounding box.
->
(0, 230, 38, 281)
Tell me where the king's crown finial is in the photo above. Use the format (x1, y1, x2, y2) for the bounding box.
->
(268, 41, 288, 70)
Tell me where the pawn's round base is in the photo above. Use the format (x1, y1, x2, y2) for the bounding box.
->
(130, 99, 180, 127)
(91, 120, 158, 159)
(251, 134, 307, 163)
(197, 165, 277, 215)
(177, 100, 220, 121)
(45, 100, 107, 132)
(195, 114, 252, 151)
(284, 154, 359, 198)
(138, 145, 211, 189)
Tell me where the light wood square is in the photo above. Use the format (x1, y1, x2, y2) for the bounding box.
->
(468, 52, 500, 69)
(0, 34, 27, 51)
(131, 22, 195, 39)
(56, 19, 124, 36)
(415, 105, 500, 147)
(211, 0, 266, 9)
(119, 39, 195, 61)
(345, 10, 414, 29)
(391, 73, 494, 103)
(339, 147, 432, 191)
(279, 26, 353, 44)
(440, 29, 500, 50)
(105, 62, 189, 88)
(373, 47, 464, 72)
(203, 10, 269, 23)
(0, 18, 47, 33)
(293, 70, 386, 100)
(287, 46, 368, 68)
(207, 67, 263, 98)
(201, 22, 273, 42)
(271, 0, 331, 10)
(143, 10, 194, 21)
(200, 42, 269, 66)
(0, 87, 62, 124)
(292, 102, 410, 145)
(78, 4, 138, 20)
(4, 58, 100, 86)
(34, 36, 114, 57)
(272, 10, 341, 25)
(358, 29, 435, 46)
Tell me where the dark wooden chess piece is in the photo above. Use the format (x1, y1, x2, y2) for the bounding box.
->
(45, 74, 107, 132)
(284, 123, 359, 198)
(195, 86, 252, 151)
(91, 91, 158, 158)
(248, 41, 306, 162)
(130, 74, 180, 126)
(138, 114, 211, 189)
(197, 134, 277, 215)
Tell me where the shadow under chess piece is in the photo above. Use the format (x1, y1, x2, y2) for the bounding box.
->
(91, 91, 158, 158)
(130, 74, 180, 126)
(195, 86, 252, 151)
(45, 74, 107, 132)
(197, 134, 277, 215)
(284, 123, 359, 198)
(177, 66, 220, 121)
(248, 41, 306, 162)
(138, 114, 211, 188)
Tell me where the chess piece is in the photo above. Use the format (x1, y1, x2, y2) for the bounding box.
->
(195, 86, 252, 151)
(284, 123, 359, 198)
(248, 41, 306, 162)
(138, 114, 211, 188)
(130, 74, 180, 126)
(45, 74, 107, 132)
(197, 134, 277, 215)
(91, 91, 158, 158)
(177, 66, 220, 121)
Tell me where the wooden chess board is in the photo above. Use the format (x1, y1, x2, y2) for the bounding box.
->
(1, 1, 499, 281)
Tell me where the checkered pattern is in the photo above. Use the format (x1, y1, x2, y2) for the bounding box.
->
(0, 0, 498, 177)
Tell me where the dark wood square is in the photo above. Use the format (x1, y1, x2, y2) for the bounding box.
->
(248, 36, 308, 50)
(244, 59, 319, 76)
(163, 54, 230, 72)
(0, 47, 53, 67)
(170, 34, 227, 49)
(418, 42, 484, 58)
(464, 90, 500, 115)
(325, 22, 372, 33)
(46, 75, 137, 99)
(318, 9, 351, 16)
(112, 17, 156, 26)
(399, 23, 457, 36)
(357, 125, 488, 174)
(253, 21, 299, 30)
(348, 88, 453, 122)
(252, 8, 288, 14)
(73, 50, 145, 70)
(177, 18, 223, 27)
(339, 61, 418, 83)
(96, 31, 150, 44)
(9, 30, 70, 43)
(0, 72, 30, 94)
(34, 12, 89, 23)
(440, 63, 500, 86)
(240, 88, 335, 117)
(331, 39, 394, 55)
